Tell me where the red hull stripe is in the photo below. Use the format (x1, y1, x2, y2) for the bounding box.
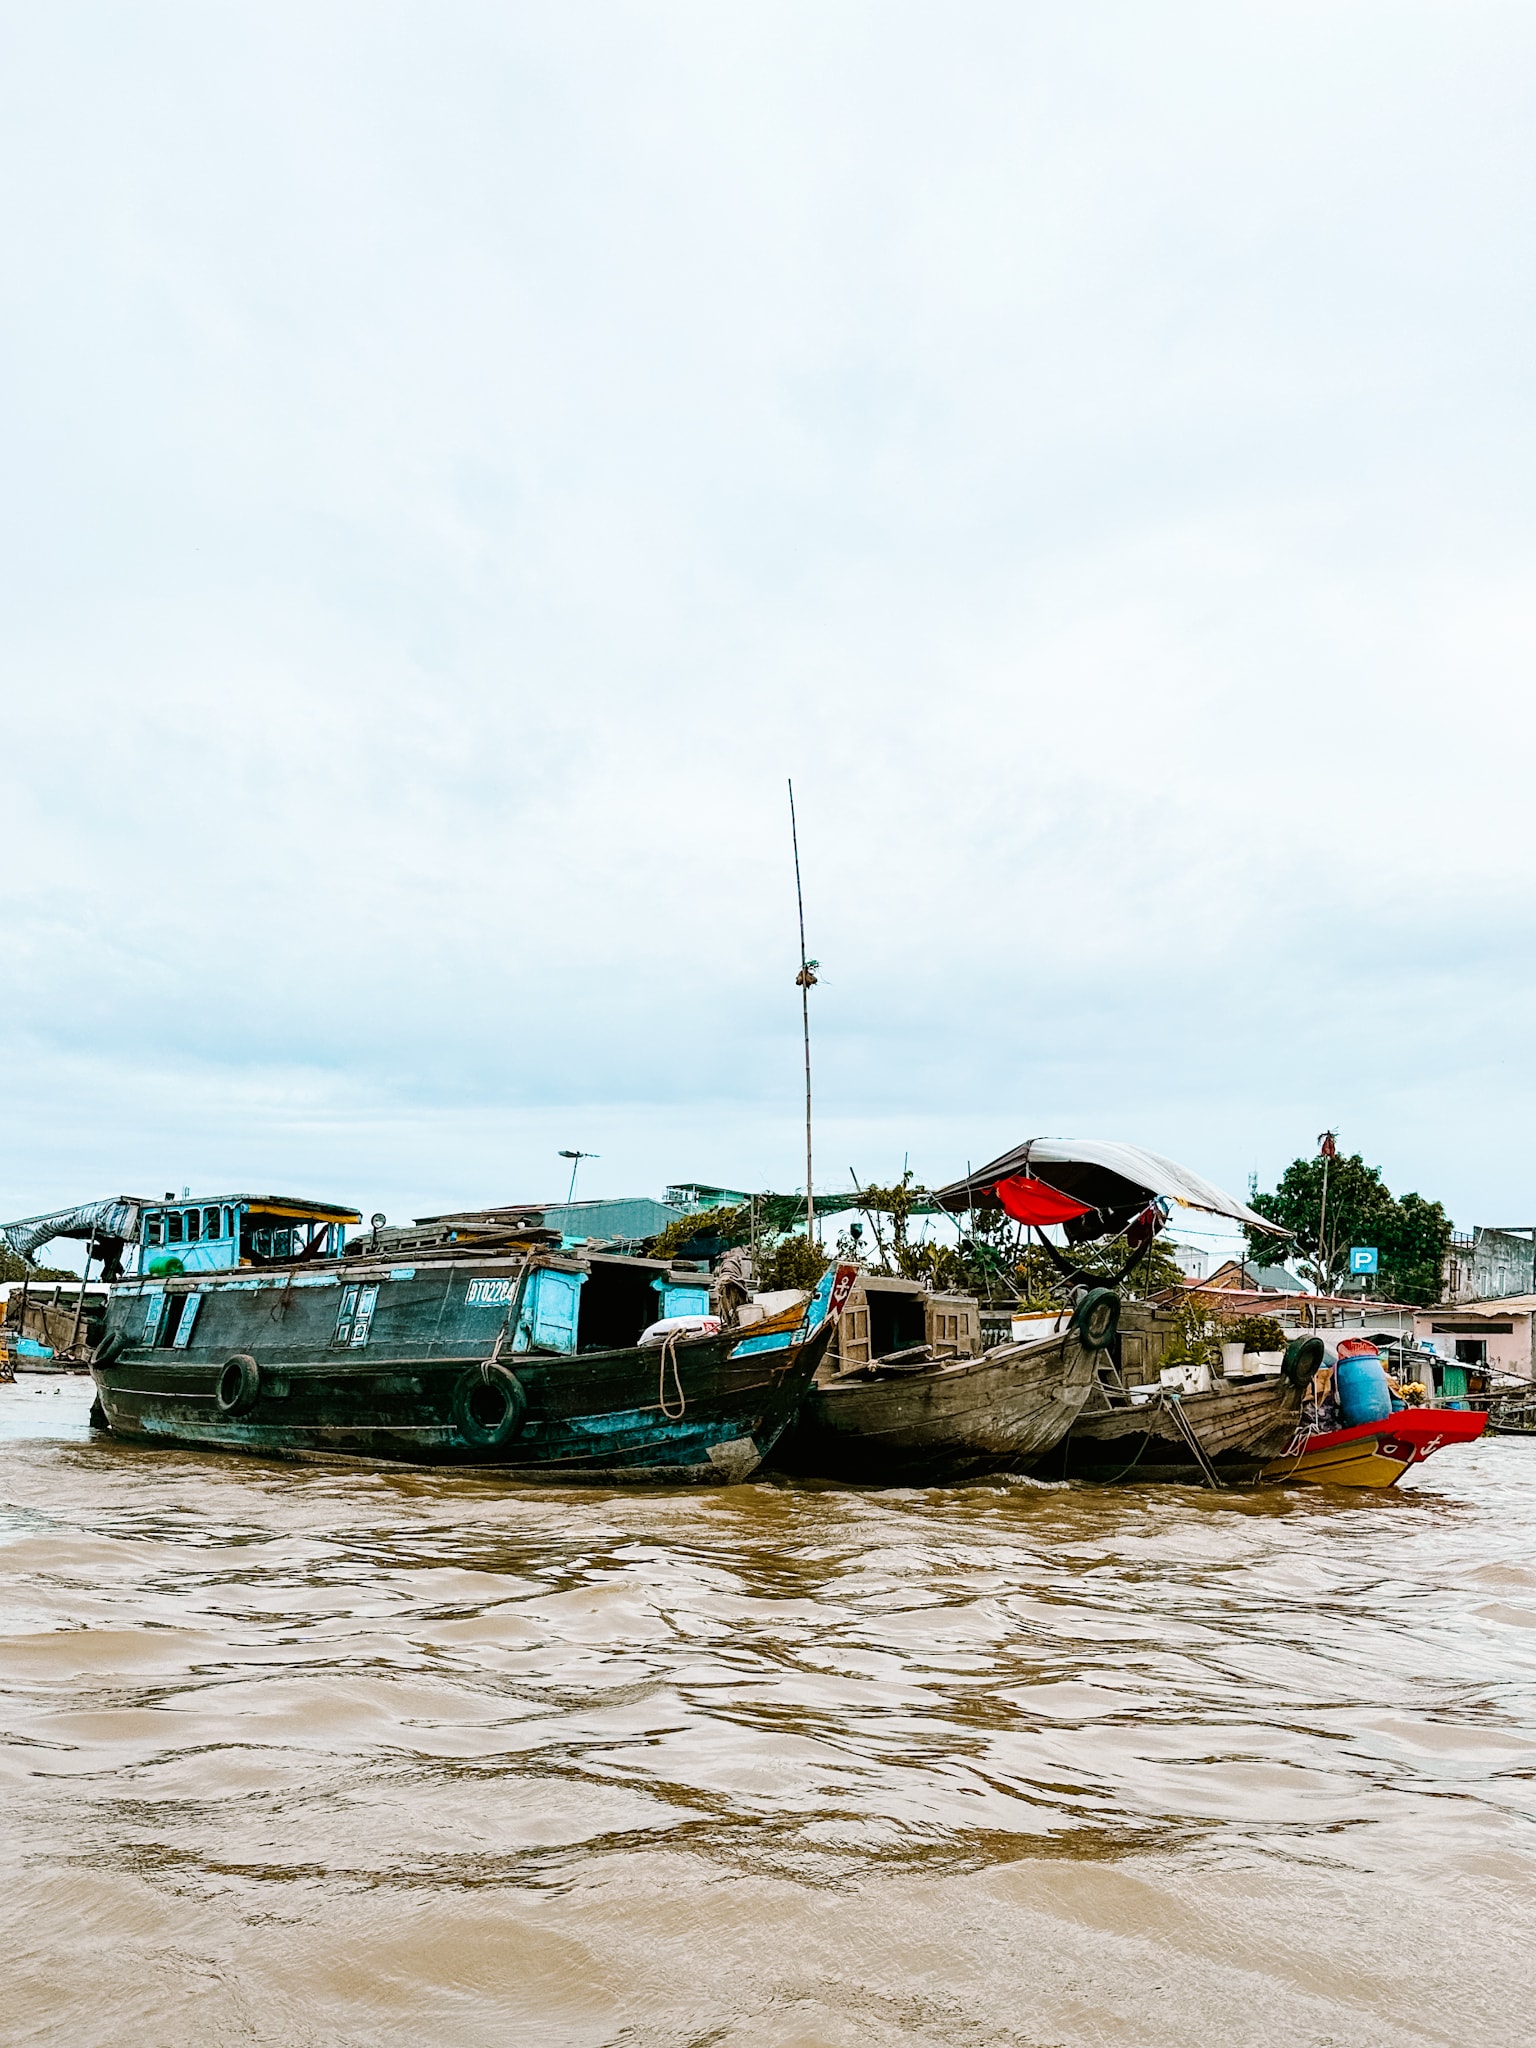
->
(1301, 1407, 1487, 1455)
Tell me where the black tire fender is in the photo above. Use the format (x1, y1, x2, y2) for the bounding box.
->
(216, 1354, 261, 1416)
(453, 1362, 528, 1447)
(1282, 1336, 1325, 1389)
(1072, 1287, 1120, 1353)
(94, 1330, 129, 1366)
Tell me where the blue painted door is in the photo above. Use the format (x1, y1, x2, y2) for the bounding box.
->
(516, 1268, 585, 1353)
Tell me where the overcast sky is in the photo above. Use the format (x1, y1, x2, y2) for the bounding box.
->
(4, 3, 1535, 1237)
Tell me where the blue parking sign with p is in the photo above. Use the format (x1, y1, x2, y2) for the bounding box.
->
(1349, 1246, 1379, 1274)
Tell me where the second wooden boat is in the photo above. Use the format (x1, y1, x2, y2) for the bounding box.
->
(770, 1289, 1113, 1483)
(1042, 1370, 1306, 1485)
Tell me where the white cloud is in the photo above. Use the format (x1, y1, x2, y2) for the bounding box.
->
(3, 2, 1534, 1230)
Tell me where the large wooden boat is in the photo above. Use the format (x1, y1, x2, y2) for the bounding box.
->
(771, 1290, 1112, 1483)
(90, 1208, 854, 1483)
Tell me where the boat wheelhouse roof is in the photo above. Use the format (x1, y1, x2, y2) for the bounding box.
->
(144, 1195, 362, 1223)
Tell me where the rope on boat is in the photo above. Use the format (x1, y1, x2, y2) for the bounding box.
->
(1085, 1411, 1158, 1487)
(658, 1328, 687, 1420)
(483, 1249, 538, 1373)
(1253, 1398, 1315, 1488)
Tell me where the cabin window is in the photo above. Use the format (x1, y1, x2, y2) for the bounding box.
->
(184, 1209, 202, 1243)
(204, 1207, 222, 1239)
(167, 1212, 184, 1245)
(332, 1283, 378, 1347)
(172, 1294, 202, 1347)
(144, 1217, 163, 1248)
(224, 1207, 237, 1240)
(142, 1289, 169, 1343)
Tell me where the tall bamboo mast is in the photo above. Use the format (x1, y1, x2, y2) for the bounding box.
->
(788, 780, 817, 1245)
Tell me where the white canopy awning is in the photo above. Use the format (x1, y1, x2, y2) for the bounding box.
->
(933, 1138, 1285, 1235)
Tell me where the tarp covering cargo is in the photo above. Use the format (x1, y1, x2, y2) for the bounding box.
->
(0, 1196, 146, 1266)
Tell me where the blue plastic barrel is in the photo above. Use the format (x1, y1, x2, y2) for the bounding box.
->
(1335, 1346, 1394, 1427)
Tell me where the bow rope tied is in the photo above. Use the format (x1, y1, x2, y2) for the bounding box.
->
(658, 1327, 687, 1420)
(483, 1250, 536, 1376)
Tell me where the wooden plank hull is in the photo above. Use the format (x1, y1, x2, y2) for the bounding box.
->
(1044, 1377, 1303, 1483)
(770, 1331, 1096, 1484)
(89, 1261, 836, 1483)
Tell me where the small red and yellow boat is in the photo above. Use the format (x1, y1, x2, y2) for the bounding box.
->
(1262, 1406, 1487, 1488)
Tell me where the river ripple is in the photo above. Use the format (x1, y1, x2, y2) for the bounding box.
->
(3, 1373, 1535, 2045)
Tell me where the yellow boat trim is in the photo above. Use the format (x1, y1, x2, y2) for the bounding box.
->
(1263, 1436, 1411, 1488)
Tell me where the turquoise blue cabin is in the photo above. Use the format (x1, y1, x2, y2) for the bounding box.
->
(137, 1194, 361, 1277)
(509, 1260, 713, 1352)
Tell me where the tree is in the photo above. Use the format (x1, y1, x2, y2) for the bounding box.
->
(1244, 1151, 1450, 1305)
(0, 1249, 74, 1284)
(833, 1174, 1016, 1299)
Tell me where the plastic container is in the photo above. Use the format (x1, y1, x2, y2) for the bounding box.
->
(1334, 1342, 1394, 1427)
(1012, 1313, 1066, 1344)
(1160, 1362, 1212, 1395)
(1221, 1341, 1246, 1377)
(639, 1315, 721, 1347)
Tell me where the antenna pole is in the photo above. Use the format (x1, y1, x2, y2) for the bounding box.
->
(558, 1149, 597, 1205)
(788, 779, 815, 1244)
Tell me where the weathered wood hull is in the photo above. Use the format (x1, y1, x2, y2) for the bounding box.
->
(90, 1261, 835, 1484)
(770, 1330, 1096, 1484)
(1044, 1376, 1303, 1484)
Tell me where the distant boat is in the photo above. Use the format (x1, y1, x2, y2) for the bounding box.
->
(90, 1199, 853, 1484)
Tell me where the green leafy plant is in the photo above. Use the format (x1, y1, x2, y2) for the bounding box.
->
(1158, 1297, 1221, 1369)
(0, 1250, 76, 1285)
(648, 1205, 749, 1263)
(755, 1234, 829, 1292)
(1236, 1313, 1286, 1352)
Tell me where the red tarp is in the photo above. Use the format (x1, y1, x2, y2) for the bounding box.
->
(992, 1175, 1094, 1226)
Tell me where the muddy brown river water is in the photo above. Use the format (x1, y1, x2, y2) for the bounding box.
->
(4, 1374, 1535, 2046)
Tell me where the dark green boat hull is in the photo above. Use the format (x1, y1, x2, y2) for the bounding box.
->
(90, 1260, 834, 1483)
